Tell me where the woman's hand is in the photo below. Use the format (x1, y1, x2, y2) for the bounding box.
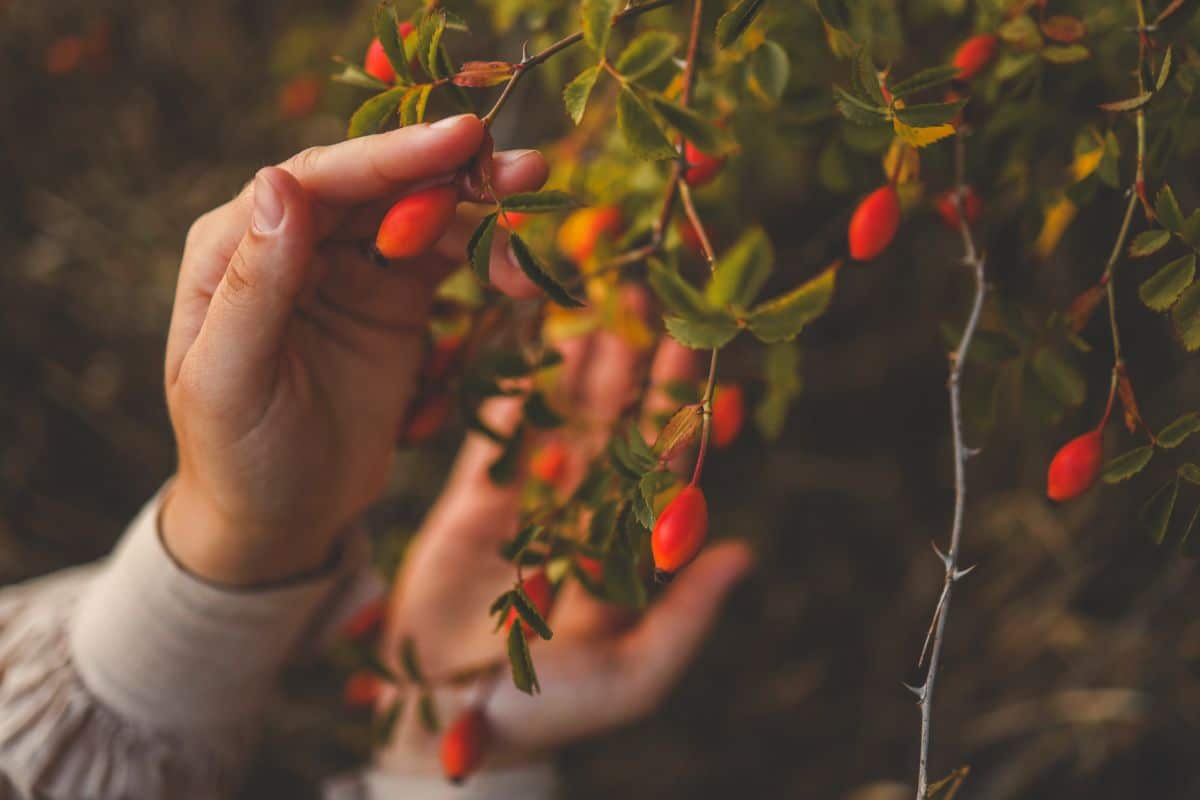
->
(162, 115, 546, 585)
(378, 292, 755, 773)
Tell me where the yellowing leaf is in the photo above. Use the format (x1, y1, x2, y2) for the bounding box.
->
(892, 117, 955, 149)
(1034, 197, 1078, 259)
(883, 138, 921, 185)
(1071, 146, 1104, 182)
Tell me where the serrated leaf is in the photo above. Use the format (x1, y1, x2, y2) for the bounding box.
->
(512, 584, 554, 640)
(1141, 479, 1179, 545)
(665, 314, 742, 349)
(416, 11, 447, 79)
(1173, 281, 1200, 351)
(1156, 185, 1185, 232)
(1128, 229, 1170, 258)
(398, 84, 432, 126)
(746, 262, 838, 343)
(467, 213, 497, 282)
(654, 405, 703, 458)
(707, 228, 773, 308)
(856, 47, 886, 107)
(509, 234, 585, 308)
(582, 0, 620, 54)
(400, 636, 424, 683)
(749, 40, 790, 103)
(1159, 412, 1200, 448)
(893, 117, 955, 148)
(1102, 446, 1155, 484)
(563, 65, 601, 125)
(331, 59, 390, 90)
(618, 87, 676, 160)
(1179, 464, 1200, 486)
(1032, 348, 1086, 407)
(502, 191, 582, 213)
(716, 0, 768, 48)
(524, 391, 564, 429)
(889, 65, 960, 98)
(347, 86, 408, 138)
(418, 692, 439, 733)
(894, 99, 966, 128)
(1042, 44, 1090, 64)
(650, 97, 726, 152)
(374, 3, 413, 84)
(615, 31, 679, 80)
(506, 618, 540, 694)
(1138, 254, 1195, 311)
(834, 86, 889, 127)
(648, 258, 716, 317)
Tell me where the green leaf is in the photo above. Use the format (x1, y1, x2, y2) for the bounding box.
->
(1138, 254, 1195, 311)
(665, 314, 742, 349)
(650, 97, 726, 152)
(372, 699, 404, 745)
(347, 86, 408, 138)
(416, 11, 447, 79)
(648, 258, 716, 318)
(756, 341, 801, 440)
(512, 584, 554, 640)
(488, 426, 524, 484)
(467, 213, 497, 282)
(509, 234, 585, 308)
(400, 636, 424, 683)
(1157, 45, 1174, 92)
(1100, 92, 1153, 112)
(706, 228, 774, 308)
(1181, 502, 1200, 556)
(1181, 211, 1200, 248)
(1156, 185, 1185, 232)
(654, 405, 703, 458)
(1179, 463, 1200, 486)
(374, 3, 413, 84)
(893, 99, 966, 128)
(563, 65, 602, 125)
(331, 59, 390, 90)
(1141, 478, 1179, 545)
(615, 31, 679, 80)
(523, 391, 565, 429)
(502, 191, 582, 213)
(500, 525, 540, 560)
(581, 0, 620, 55)
(636, 470, 675, 528)
(398, 84, 433, 126)
(1128, 229, 1171, 258)
(617, 87, 677, 160)
(1102, 446, 1155, 484)
(749, 41, 790, 103)
(361, 650, 397, 683)
(1032, 348, 1086, 407)
(716, 0, 768, 48)
(746, 263, 838, 343)
(834, 86, 889, 127)
(1158, 412, 1200, 448)
(1042, 44, 1090, 64)
(418, 692, 439, 733)
(889, 65, 959, 98)
(855, 47, 886, 107)
(603, 511, 647, 609)
(506, 618, 540, 694)
(1173, 281, 1200, 351)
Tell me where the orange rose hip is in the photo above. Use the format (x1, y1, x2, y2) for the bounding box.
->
(848, 185, 901, 261)
(441, 708, 491, 785)
(375, 184, 459, 261)
(1046, 429, 1103, 502)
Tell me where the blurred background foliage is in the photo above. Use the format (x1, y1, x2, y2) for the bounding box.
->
(2, 0, 1200, 798)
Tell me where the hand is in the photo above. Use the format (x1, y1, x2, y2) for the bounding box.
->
(162, 115, 548, 585)
(377, 290, 755, 773)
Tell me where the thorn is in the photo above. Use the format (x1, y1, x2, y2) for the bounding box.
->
(953, 564, 977, 581)
(903, 681, 927, 701)
(520, 41, 531, 63)
(963, 446, 982, 459)
(931, 541, 951, 570)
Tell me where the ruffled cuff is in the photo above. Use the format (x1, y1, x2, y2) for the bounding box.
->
(69, 490, 366, 732)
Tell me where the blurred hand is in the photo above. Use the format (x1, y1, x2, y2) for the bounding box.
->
(161, 115, 547, 585)
(378, 295, 755, 773)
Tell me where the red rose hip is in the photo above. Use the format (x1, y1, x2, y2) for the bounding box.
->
(935, 186, 983, 229)
(952, 34, 997, 81)
(683, 141, 726, 187)
(652, 485, 709, 580)
(375, 184, 459, 261)
(848, 185, 901, 261)
(440, 708, 490, 785)
(711, 384, 745, 449)
(364, 38, 395, 84)
(1046, 429, 1103, 502)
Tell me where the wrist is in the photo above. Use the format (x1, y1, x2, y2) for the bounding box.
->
(161, 478, 338, 587)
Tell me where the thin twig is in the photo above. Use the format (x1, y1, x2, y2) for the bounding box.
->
(913, 128, 987, 800)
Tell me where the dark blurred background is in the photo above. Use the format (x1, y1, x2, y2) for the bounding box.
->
(2, 1, 1199, 798)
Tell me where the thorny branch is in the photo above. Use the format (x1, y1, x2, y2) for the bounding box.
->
(912, 128, 987, 800)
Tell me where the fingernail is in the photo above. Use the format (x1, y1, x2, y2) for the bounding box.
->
(494, 149, 537, 166)
(432, 113, 476, 130)
(252, 170, 284, 234)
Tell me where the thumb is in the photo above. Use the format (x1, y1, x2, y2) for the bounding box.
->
(618, 540, 755, 707)
(189, 167, 315, 416)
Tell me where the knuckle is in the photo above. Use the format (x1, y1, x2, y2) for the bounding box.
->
(222, 248, 256, 303)
(289, 145, 325, 176)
